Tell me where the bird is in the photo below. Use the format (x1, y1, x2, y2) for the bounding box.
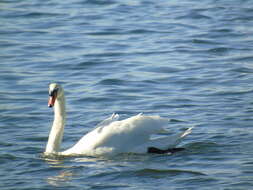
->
(44, 83, 193, 157)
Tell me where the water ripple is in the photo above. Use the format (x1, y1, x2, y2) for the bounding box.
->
(1, 0, 253, 189)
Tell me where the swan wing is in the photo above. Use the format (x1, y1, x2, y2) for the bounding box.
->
(62, 114, 168, 156)
(94, 113, 120, 132)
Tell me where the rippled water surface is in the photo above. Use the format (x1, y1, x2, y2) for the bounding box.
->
(1, 0, 253, 189)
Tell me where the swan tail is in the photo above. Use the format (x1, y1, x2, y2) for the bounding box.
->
(170, 126, 194, 147)
(142, 126, 194, 154)
(145, 126, 194, 150)
(180, 126, 194, 138)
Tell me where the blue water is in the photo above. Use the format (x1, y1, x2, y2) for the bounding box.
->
(1, 0, 253, 189)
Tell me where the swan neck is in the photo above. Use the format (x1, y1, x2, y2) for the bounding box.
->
(54, 95, 66, 119)
(45, 95, 66, 154)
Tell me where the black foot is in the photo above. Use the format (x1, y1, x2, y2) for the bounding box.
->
(147, 147, 185, 154)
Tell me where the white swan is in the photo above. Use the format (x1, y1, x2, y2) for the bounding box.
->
(45, 83, 193, 156)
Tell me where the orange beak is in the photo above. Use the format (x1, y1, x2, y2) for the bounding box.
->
(48, 95, 56, 107)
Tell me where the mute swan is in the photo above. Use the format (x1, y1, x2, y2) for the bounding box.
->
(45, 83, 193, 156)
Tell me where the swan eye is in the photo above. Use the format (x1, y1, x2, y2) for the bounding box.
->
(49, 88, 59, 97)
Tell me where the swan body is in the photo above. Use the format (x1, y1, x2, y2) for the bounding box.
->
(45, 83, 193, 156)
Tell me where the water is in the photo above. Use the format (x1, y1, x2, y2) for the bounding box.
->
(1, 0, 253, 189)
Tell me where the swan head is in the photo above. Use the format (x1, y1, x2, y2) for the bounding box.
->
(48, 83, 64, 107)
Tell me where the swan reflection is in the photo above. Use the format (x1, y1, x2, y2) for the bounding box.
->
(47, 170, 75, 187)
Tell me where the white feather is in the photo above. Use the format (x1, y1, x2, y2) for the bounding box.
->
(61, 114, 168, 156)
(45, 83, 194, 157)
